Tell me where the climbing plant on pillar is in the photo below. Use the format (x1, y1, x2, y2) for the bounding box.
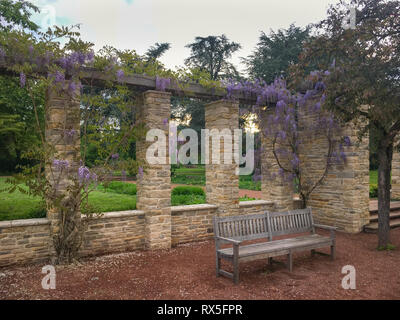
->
(294, 0, 400, 249)
(225, 71, 350, 209)
(0, 25, 153, 264)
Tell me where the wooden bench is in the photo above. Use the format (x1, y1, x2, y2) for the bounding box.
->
(213, 208, 337, 284)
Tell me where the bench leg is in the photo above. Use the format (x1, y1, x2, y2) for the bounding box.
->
(233, 245, 239, 285)
(287, 252, 293, 272)
(216, 254, 221, 277)
(233, 260, 239, 285)
(268, 257, 273, 265)
(331, 244, 336, 260)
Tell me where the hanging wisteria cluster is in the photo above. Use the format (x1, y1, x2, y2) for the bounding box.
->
(223, 70, 350, 207)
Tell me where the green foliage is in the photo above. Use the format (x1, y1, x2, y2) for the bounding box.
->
(172, 185, 205, 196)
(0, 75, 44, 173)
(185, 34, 242, 80)
(245, 24, 310, 83)
(145, 42, 171, 60)
(239, 175, 261, 191)
(295, 0, 400, 247)
(171, 194, 206, 206)
(370, 184, 378, 198)
(239, 196, 257, 201)
(0, 0, 40, 32)
(377, 244, 396, 251)
(171, 166, 206, 185)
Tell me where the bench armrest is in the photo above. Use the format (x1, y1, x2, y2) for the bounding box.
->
(215, 236, 242, 246)
(313, 224, 337, 240)
(313, 224, 338, 231)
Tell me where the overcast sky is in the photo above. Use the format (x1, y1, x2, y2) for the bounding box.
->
(29, 0, 340, 72)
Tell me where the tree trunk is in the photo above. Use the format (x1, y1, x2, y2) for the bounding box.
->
(377, 142, 393, 248)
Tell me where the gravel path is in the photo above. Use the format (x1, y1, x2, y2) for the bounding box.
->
(1, 229, 399, 300)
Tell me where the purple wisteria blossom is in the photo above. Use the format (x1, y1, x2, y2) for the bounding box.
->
(67, 81, 82, 95)
(224, 69, 349, 207)
(86, 50, 95, 63)
(343, 136, 351, 146)
(155, 76, 170, 92)
(53, 159, 69, 169)
(78, 166, 97, 186)
(19, 72, 26, 88)
(116, 69, 124, 82)
(64, 129, 76, 140)
(137, 166, 144, 179)
(50, 70, 65, 84)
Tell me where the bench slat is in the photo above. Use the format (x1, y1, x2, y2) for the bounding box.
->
(218, 234, 332, 258)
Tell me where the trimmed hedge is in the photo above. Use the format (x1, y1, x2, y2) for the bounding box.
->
(172, 186, 205, 196)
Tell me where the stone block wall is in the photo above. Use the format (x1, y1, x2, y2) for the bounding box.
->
(171, 204, 217, 246)
(298, 109, 370, 233)
(0, 211, 146, 267)
(0, 219, 51, 267)
(392, 151, 400, 199)
(0, 201, 278, 266)
(171, 201, 275, 246)
(80, 211, 146, 257)
(238, 200, 275, 215)
(260, 109, 294, 212)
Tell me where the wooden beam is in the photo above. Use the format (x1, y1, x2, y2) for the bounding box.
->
(0, 63, 258, 103)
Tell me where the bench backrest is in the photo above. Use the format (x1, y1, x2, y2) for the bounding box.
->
(213, 213, 270, 242)
(267, 208, 315, 238)
(213, 208, 315, 242)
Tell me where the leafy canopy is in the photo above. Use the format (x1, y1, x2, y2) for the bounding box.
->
(185, 34, 241, 80)
(245, 24, 310, 83)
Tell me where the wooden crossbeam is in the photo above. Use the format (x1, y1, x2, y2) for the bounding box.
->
(0, 63, 259, 103)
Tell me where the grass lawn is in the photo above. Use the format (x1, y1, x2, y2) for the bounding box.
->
(0, 178, 136, 222)
(0, 170, 380, 221)
(0, 178, 46, 221)
(172, 166, 261, 190)
(0, 178, 256, 221)
(86, 191, 136, 214)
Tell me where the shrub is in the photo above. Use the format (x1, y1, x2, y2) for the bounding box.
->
(370, 184, 378, 198)
(239, 196, 256, 201)
(171, 194, 206, 206)
(172, 186, 205, 196)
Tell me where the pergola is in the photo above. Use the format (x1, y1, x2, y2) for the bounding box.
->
(0, 63, 379, 262)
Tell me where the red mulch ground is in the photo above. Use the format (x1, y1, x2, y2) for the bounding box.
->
(0, 229, 399, 300)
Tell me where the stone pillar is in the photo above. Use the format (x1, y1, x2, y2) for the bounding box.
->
(45, 83, 81, 259)
(205, 100, 239, 217)
(300, 113, 370, 233)
(260, 112, 294, 212)
(392, 150, 400, 199)
(136, 91, 171, 250)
